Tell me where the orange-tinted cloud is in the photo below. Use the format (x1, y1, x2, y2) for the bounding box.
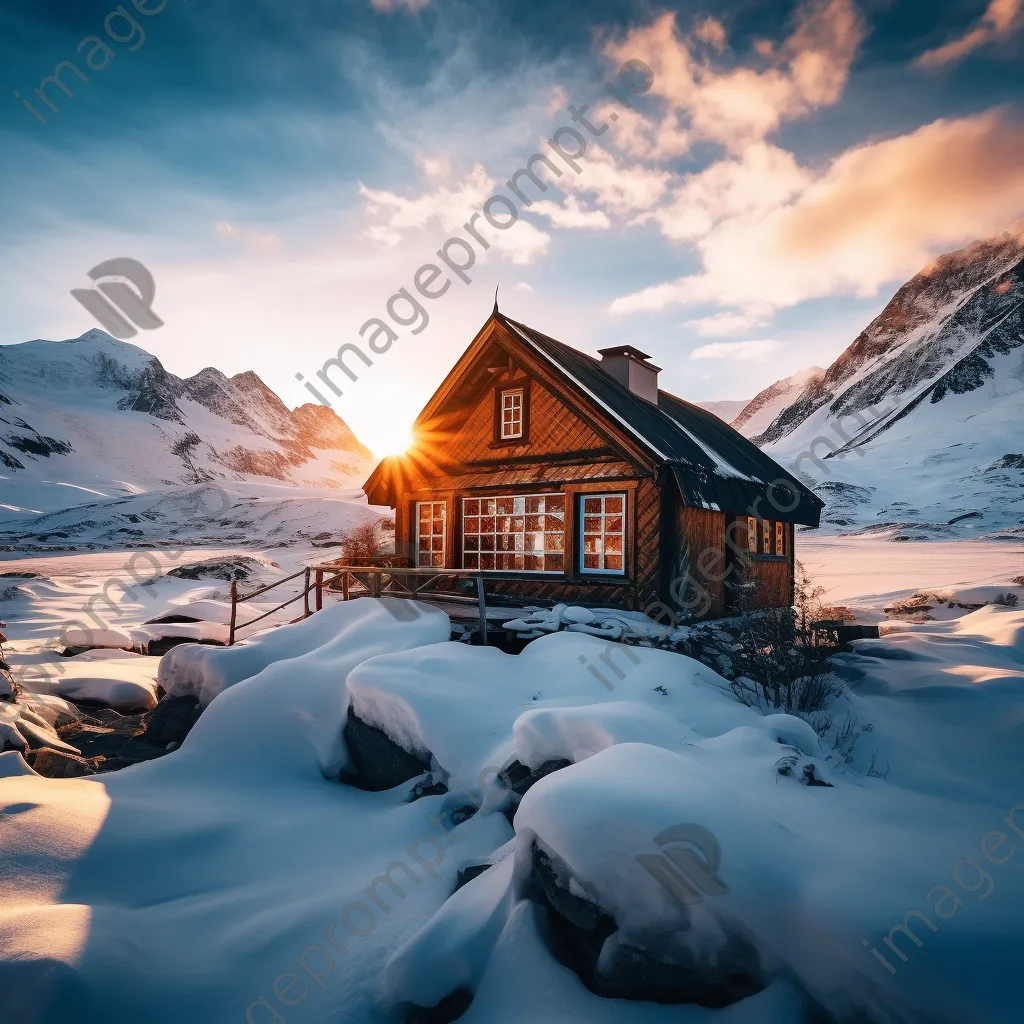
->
(604, 0, 865, 154)
(612, 109, 1024, 314)
(915, 0, 1023, 69)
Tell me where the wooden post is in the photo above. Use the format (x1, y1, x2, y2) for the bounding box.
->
(302, 568, 311, 618)
(315, 569, 324, 611)
(228, 581, 237, 646)
(342, 571, 350, 602)
(476, 574, 488, 646)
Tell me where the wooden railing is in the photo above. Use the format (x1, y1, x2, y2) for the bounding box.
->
(228, 564, 490, 646)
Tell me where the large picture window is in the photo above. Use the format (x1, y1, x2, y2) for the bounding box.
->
(580, 493, 625, 574)
(462, 494, 564, 572)
(416, 501, 446, 568)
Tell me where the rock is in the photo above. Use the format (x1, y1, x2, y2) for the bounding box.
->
(341, 709, 432, 792)
(454, 864, 491, 891)
(528, 842, 764, 1008)
(0, 667, 16, 700)
(144, 694, 202, 748)
(28, 747, 96, 778)
(498, 758, 572, 798)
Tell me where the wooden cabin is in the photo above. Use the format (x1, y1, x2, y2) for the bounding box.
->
(363, 310, 823, 621)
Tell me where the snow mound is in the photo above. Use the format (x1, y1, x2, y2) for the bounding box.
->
(159, 597, 450, 707)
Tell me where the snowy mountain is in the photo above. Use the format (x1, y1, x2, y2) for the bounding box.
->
(0, 330, 373, 515)
(731, 367, 825, 438)
(694, 398, 751, 423)
(750, 234, 1024, 538)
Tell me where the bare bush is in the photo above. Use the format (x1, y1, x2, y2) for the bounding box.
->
(340, 517, 395, 561)
(725, 560, 845, 714)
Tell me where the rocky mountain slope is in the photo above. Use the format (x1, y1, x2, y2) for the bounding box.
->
(0, 330, 373, 515)
(731, 367, 824, 438)
(694, 398, 751, 423)
(747, 233, 1024, 538)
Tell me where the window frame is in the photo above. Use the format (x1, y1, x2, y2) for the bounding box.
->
(578, 492, 627, 576)
(461, 492, 565, 573)
(415, 500, 446, 568)
(745, 516, 787, 560)
(499, 389, 524, 440)
(492, 380, 531, 445)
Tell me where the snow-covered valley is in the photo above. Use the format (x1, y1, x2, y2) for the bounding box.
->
(0, 538, 1022, 1024)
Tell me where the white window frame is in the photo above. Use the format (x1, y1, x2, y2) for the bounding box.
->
(461, 493, 565, 573)
(579, 492, 627, 576)
(500, 389, 524, 440)
(415, 501, 446, 568)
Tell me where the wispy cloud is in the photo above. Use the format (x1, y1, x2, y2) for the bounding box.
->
(915, 0, 1023, 69)
(682, 312, 769, 336)
(370, 0, 433, 12)
(531, 196, 610, 230)
(691, 339, 782, 360)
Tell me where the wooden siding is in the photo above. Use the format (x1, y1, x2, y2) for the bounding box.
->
(675, 503, 728, 620)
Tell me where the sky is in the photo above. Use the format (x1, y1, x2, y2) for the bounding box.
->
(1, 0, 1024, 457)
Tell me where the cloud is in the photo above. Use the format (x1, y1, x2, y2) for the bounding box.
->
(564, 145, 672, 215)
(370, 0, 432, 12)
(915, 0, 1023, 68)
(682, 312, 770, 336)
(603, 0, 866, 154)
(611, 109, 1024, 315)
(515, 282, 532, 292)
(360, 163, 550, 265)
(691, 339, 783, 360)
(531, 196, 611, 230)
(639, 142, 810, 243)
(215, 221, 283, 253)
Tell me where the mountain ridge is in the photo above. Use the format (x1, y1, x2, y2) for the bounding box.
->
(0, 330, 372, 515)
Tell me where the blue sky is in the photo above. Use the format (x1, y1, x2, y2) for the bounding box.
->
(2, 0, 1023, 455)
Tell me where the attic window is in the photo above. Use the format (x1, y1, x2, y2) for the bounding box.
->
(500, 389, 523, 439)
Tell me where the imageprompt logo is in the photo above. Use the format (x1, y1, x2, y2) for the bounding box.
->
(71, 257, 164, 339)
(636, 824, 729, 905)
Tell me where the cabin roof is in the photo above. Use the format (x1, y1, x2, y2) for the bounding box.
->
(500, 315, 823, 526)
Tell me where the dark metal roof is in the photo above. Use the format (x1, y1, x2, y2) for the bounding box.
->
(502, 315, 824, 526)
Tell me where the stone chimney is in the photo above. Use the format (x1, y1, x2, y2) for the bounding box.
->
(598, 345, 661, 405)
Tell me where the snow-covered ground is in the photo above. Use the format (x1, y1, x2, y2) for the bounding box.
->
(0, 540, 1022, 1023)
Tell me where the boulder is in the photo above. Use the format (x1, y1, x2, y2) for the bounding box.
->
(144, 694, 202, 748)
(529, 842, 764, 1008)
(28, 747, 96, 778)
(341, 709, 432, 791)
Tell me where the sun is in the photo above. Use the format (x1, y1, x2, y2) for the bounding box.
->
(364, 420, 415, 459)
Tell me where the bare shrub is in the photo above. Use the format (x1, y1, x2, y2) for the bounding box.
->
(340, 517, 395, 561)
(726, 561, 848, 715)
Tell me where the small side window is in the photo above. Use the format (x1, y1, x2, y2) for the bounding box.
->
(499, 389, 523, 440)
(747, 516, 757, 553)
(775, 522, 784, 556)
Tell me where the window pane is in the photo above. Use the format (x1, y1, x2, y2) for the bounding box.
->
(545, 554, 563, 572)
(464, 499, 479, 516)
(747, 517, 757, 552)
(579, 492, 626, 574)
(462, 493, 564, 572)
